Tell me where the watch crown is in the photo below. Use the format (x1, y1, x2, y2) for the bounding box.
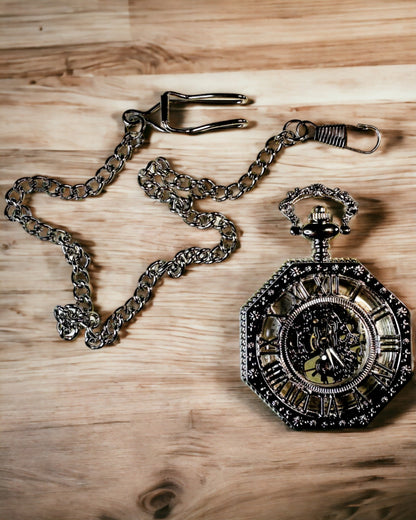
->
(301, 206, 340, 262)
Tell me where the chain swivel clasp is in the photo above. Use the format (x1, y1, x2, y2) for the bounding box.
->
(312, 122, 381, 154)
(283, 119, 381, 154)
(123, 91, 249, 135)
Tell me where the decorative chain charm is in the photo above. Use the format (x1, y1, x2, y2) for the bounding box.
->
(4, 92, 380, 348)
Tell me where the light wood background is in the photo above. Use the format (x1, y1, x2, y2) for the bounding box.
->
(1, 1, 415, 519)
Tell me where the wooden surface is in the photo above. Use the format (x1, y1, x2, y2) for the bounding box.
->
(1, 1, 416, 519)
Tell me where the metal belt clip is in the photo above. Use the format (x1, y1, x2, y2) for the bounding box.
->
(123, 91, 249, 135)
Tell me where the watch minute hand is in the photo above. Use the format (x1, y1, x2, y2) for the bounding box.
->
(328, 347, 344, 367)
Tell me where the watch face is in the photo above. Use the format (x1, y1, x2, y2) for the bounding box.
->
(280, 296, 376, 392)
(240, 260, 412, 429)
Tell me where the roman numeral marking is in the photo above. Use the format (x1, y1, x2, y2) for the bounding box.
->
(265, 362, 288, 390)
(284, 384, 302, 406)
(379, 335, 401, 353)
(371, 374, 388, 389)
(373, 361, 395, 375)
(283, 390, 311, 412)
(319, 395, 326, 417)
(288, 280, 310, 304)
(301, 393, 311, 413)
(264, 360, 280, 375)
(261, 314, 282, 339)
(369, 304, 390, 322)
(332, 274, 340, 295)
(313, 274, 339, 295)
(320, 394, 339, 418)
(353, 389, 371, 410)
(348, 282, 363, 302)
(371, 361, 395, 387)
(266, 313, 284, 320)
(258, 336, 280, 356)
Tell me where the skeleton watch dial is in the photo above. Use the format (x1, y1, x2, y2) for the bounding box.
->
(240, 185, 412, 429)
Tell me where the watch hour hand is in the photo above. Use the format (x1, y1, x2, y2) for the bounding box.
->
(322, 352, 334, 369)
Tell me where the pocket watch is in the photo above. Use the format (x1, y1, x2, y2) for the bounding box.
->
(240, 184, 412, 429)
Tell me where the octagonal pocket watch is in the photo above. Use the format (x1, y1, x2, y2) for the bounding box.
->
(240, 184, 412, 430)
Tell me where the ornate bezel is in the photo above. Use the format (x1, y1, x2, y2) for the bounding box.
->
(240, 259, 412, 430)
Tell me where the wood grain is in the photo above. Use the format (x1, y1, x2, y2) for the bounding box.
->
(1, 1, 415, 519)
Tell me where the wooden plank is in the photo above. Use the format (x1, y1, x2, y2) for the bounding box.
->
(1, 1, 415, 77)
(2, 35, 416, 79)
(0, 3, 131, 49)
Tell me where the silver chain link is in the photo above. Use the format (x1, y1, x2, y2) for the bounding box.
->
(5, 115, 302, 349)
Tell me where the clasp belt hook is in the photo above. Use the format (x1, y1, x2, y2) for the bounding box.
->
(283, 120, 381, 154)
(123, 91, 249, 135)
(343, 124, 381, 154)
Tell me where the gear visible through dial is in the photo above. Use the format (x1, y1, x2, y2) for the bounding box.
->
(287, 302, 367, 386)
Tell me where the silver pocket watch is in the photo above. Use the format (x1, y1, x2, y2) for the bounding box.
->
(240, 184, 412, 429)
